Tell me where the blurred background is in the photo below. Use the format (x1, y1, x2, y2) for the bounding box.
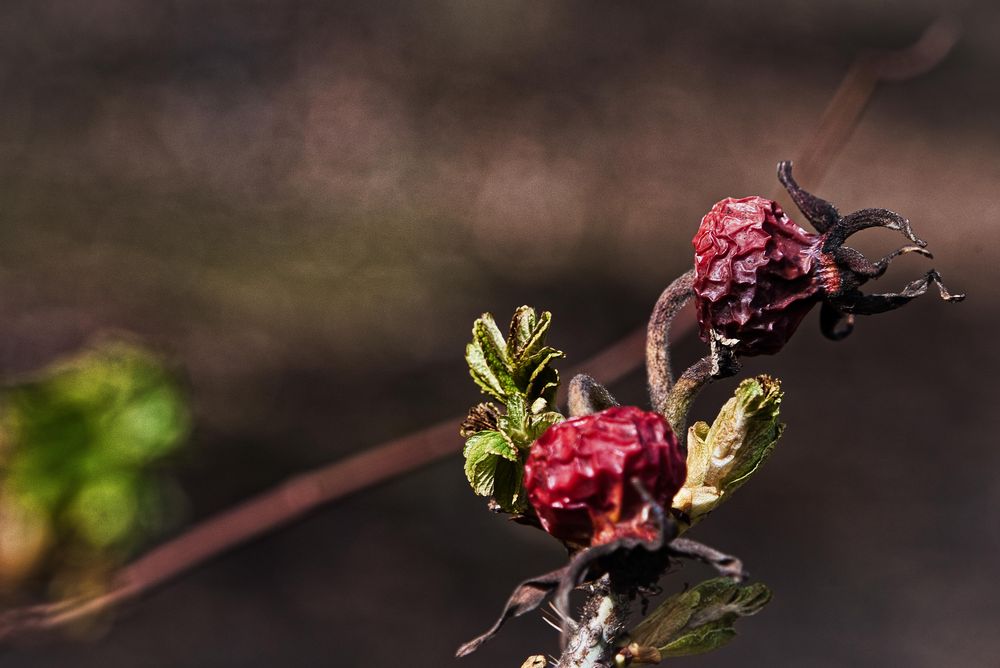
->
(0, 0, 998, 665)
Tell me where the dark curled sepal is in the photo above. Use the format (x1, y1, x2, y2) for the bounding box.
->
(667, 537, 747, 582)
(457, 481, 679, 657)
(455, 565, 570, 658)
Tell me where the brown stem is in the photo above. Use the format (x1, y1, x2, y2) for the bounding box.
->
(646, 269, 695, 414)
(663, 356, 713, 439)
(664, 333, 741, 438)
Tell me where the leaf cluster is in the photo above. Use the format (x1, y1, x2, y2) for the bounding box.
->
(462, 307, 564, 512)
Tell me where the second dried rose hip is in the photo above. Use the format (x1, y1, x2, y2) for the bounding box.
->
(522, 406, 686, 548)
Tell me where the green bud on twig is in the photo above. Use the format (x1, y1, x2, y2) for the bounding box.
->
(672, 375, 784, 527)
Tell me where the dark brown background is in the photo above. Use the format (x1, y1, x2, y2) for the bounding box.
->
(1, 1, 997, 666)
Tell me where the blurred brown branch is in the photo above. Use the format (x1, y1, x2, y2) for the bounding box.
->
(793, 15, 960, 187)
(0, 16, 958, 645)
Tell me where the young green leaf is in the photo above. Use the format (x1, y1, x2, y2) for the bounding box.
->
(507, 307, 551, 363)
(468, 313, 519, 399)
(501, 395, 529, 443)
(491, 457, 527, 513)
(527, 410, 564, 441)
(629, 578, 772, 658)
(522, 349, 563, 403)
(660, 621, 736, 657)
(464, 307, 563, 406)
(466, 342, 506, 402)
(508, 305, 539, 357)
(463, 430, 518, 499)
(629, 588, 699, 647)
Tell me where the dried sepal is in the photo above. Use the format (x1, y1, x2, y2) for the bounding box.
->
(455, 565, 570, 658)
(459, 402, 500, 439)
(458, 484, 679, 658)
(457, 484, 754, 659)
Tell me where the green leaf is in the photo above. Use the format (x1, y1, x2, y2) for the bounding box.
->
(464, 308, 563, 406)
(464, 430, 517, 463)
(508, 305, 539, 357)
(464, 445, 497, 498)
(629, 578, 772, 658)
(475, 314, 510, 366)
(527, 410, 563, 441)
(501, 395, 528, 443)
(685, 578, 771, 621)
(472, 313, 518, 399)
(466, 342, 505, 402)
(463, 430, 517, 498)
(660, 622, 737, 657)
(507, 307, 553, 364)
(522, 349, 563, 402)
(65, 471, 141, 549)
(710, 376, 784, 493)
(1, 341, 190, 507)
(629, 588, 700, 648)
(492, 457, 527, 513)
(0, 341, 192, 589)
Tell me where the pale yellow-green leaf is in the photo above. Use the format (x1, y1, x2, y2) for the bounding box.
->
(674, 376, 783, 524)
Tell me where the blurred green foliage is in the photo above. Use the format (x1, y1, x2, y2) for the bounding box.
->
(0, 341, 190, 592)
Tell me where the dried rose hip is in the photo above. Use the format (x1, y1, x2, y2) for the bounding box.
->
(691, 161, 964, 356)
(693, 196, 819, 355)
(523, 406, 686, 547)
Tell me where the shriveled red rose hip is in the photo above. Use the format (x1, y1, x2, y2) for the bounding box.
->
(693, 196, 821, 356)
(523, 406, 686, 547)
(690, 162, 964, 357)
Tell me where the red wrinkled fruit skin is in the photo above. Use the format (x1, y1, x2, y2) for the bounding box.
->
(523, 406, 686, 547)
(693, 196, 822, 356)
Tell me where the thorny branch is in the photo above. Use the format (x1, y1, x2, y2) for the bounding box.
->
(0, 16, 959, 647)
